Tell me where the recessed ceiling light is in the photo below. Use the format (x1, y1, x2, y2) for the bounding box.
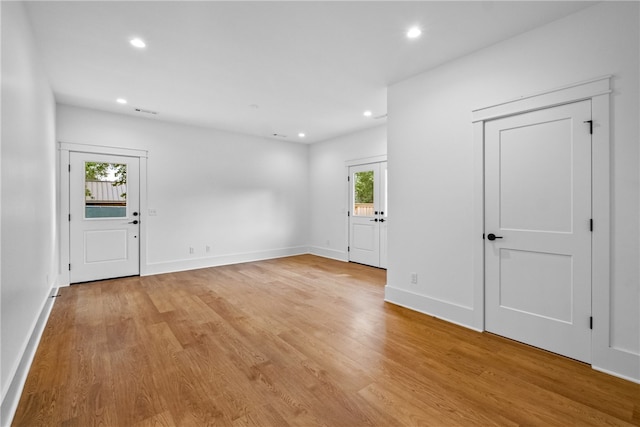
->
(129, 38, 146, 48)
(363, 110, 373, 117)
(116, 98, 127, 104)
(406, 27, 422, 39)
(298, 133, 306, 138)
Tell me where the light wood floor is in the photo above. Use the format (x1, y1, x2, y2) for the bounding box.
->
(13, 255, 639, 426)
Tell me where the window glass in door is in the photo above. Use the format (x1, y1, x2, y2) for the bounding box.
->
(353, 170, 374, 216)
(84, 162, 127, 218)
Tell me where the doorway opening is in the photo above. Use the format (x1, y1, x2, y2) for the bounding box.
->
(348, 161, 387, 268)
(59, 143, 148, 286)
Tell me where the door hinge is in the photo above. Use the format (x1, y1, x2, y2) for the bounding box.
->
(68, 214, 71, 222)
(68, 264, 71, 271)
(590, 316, 593, 330)
(68, 164, 71, 172)
(347, 246, 350, 252)
(590, 219, 593, 232)
(347, 176, 350, 182)
(584, 120, 593, 134)
(347, 211, 350, 217)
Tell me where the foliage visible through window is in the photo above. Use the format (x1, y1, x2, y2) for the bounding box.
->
(85, 162, 127, 199)
(354, 171, 374, 203)
(353, 170, 374, 216)
(84, 162, 127, 218)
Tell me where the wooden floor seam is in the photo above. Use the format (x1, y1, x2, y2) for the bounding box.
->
(12, 255, 640, 426)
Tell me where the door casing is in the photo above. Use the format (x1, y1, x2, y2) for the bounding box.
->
(58, 142, 148, 286)
(472, 76, 628, 375)
(345, 155, 387, 267)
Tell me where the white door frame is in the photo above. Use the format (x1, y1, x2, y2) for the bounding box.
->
(58, 142, 148, 286)
(345, 155, 387, 265)
(472, 75, 637, 381)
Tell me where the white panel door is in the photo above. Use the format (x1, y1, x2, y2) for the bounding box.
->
(69, 152, 140, 283)
(485, 100, 592, 363)
(349, 162, 387, 268)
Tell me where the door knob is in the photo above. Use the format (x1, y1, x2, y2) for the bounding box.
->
(133, 212, 139, 216)
(370, 218, 378, 222)
(128, 220, 139, 225)
(379, 218, 386, 223)
(487, 233, 502, 241)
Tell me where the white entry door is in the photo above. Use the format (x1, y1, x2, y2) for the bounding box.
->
(349, 162, 387, 268)
(484, 100, 592, 363)
(69, 152, 140, 283)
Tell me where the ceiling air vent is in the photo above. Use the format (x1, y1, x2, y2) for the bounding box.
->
(272, 133, 288, 138)
(134, 108, 158, 115)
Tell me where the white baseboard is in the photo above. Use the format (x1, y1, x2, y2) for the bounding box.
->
(592, 345, 640, 384)
(142, 246, 309, 276)
(1, 287, 58, 427)
(384, 285, 482, 332)
(592, 364, 640, 384)
(385, 286, 640, 384)
(308, 246, 348, 262)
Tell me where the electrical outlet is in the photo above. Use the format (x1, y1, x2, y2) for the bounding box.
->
(148, 208, 157, 216)
(411, 272, 418, 284)
(189, 247, 194, 254)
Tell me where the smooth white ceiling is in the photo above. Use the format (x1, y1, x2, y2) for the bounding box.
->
(25, 1, 596, 143)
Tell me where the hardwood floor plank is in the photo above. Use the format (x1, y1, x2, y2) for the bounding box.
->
(12, 255, 640, 426)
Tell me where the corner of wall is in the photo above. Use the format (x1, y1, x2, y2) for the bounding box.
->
(384, 285, 483, 332)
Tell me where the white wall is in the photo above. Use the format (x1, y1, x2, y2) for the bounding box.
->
(308, 125, 386, 261)
(1, 2, 58, 423)
(386, 2, 639, 381)
(56, 105, 309, 276)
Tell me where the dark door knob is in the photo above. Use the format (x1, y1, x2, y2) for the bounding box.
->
(370, 218, 378, 222)
(379, 218, 386, 223)
(133, 212, 139, 216)
(487, 233, 502, 241)
(129, 220, 139, 225)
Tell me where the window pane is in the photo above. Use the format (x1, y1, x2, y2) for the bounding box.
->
(85, 162, 127, 218)
(353, 170, 374, 216)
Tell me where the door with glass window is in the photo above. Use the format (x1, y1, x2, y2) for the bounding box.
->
(349, 162, 387, 268)
(69, 152, 140, 283)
